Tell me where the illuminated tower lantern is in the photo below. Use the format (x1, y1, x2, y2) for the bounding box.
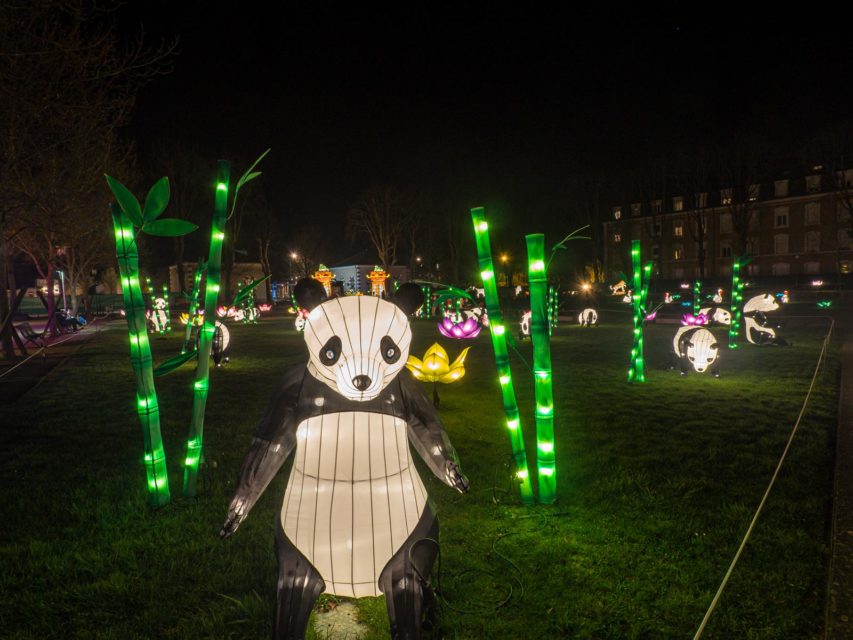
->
(367, 265, 389, 297)
(526, 233, 556, 503)
(312, 264, 334, 296)
(471, 207, 534, 504)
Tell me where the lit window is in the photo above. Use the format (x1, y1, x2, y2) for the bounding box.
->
(805, 202, 821, 225)
(774, 207, 789, 228)
(612, 207, 622, 220)
(774, 180, 789, 198)
(652, 199, 662, 214)
(841, 260, 851, 274)
(805, 230, 820, 252)
(673, 245, 683, 260)
(806, 175, 822, 193)
(774, 234, 789, 254)
(613, 233, 622, 243)
(672, 196, 684, 212)
(748, 184, 760, 201)
(721, 188, 733, 205)
(673, 222, 684, 237)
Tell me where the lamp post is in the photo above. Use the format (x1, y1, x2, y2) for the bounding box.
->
(500, 253, 509, 286)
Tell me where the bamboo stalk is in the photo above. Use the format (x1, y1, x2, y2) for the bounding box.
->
(728, 258, 743, 349)
(181, 260, 205, 354)
(693, 280, 701, 316)
(111, 205, 171, 507)
(526, 234, 556, 503)
(162, 283, 172, 332)
(183, 161, 230, 497)
(471, 207, 534, 504)
(627, 240, 652, 382)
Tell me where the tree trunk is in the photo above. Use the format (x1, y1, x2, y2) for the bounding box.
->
(174, 236, 186, 294)
(0, 233, 14, 358)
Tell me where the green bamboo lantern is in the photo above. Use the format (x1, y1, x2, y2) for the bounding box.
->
(526, 234, 556, 503)
(183, 161, 230, 497)
(182, 260, 206, 354)
(693, 280, 701, 316)
(547, 285, 558, 334)
(106, 174, 198, 507)
(728, 257, 744, 349)
(471, 207, 534, 504)
(162, 283, 172, 332)
(627, 240, 652, 383)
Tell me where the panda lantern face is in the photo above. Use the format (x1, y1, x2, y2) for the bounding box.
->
(685, 328, 719, 373)
(303, 296, 411, 401)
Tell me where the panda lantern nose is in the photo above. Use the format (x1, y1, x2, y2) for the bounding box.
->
(352, 375, 371, 391)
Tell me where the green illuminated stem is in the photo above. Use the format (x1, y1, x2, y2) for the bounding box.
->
(627, 240, 651, 383)
(471, 207, 534, 504)
(547, 285, 558, 334)
(111, 205, 171, 507)
(183, 161, 229, 497)
(162, 284, 171, 332)
(693, 280, 701, 316)
(728, 258, 743, 349)
(182, 260, 205, 354)
(526, 234, 556, 504)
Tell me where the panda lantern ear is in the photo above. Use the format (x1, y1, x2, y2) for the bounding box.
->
(293, 277, 327, 311)
(391, 283, 424, 316)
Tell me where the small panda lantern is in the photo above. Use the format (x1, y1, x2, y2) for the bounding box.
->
(578, 308, 598, 327)
(147, 297, 168, 333)
(743, 294, 785, 346)
(671, 325, 721, 376)
(221, 279, 469, 640)
(699, 307, 732, 326)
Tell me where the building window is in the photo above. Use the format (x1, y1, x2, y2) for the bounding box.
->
(652, 245, 660, 260)
(613, 233, 622, 243)
(839, 228, 852, 249)
(672, 196, 684, 212)
(673, 267, 684, 278)
(774, 180, 789, 198)
(836, 169, 853, 188)
(805, 202, 821, 226)
(748, 184, 760, 201)
(613, 206, 622, 220)
(803, 261, 820, 274)
(695, 192, 708, 208)
(841, 260, 851, 274)
(673, 221, 684, 237)
(720, 213, 732, 233)
(721, 188, 733, 205)
(772, 262, 790, 275)
(673, 245, 683, 260)
(774, 207, 789, 228)
(653, 222, 662, 236)
(806, 174, 822, 192)
(747, 240, 760, 256)
(652, 199, 662, 214)
(631, 202, 642, 216)
(805, 230, 820, 252)
(721, 244, 732, 258)
(774, 234, 789, 254)
(748, 264, 760, 276)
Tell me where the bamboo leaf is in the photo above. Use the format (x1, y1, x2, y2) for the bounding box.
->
(105, 175, 143, 227)
(231, 275, 270, 306)
(143, 218, 199, 237)
(142, 177, 171, 222)
(154, 350, 197, 377)
(228, 148, 270, 219)
(237, 171, 262, 189)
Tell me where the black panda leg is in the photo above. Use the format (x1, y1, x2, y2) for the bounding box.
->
(273, 519, 325, 640)
(378, 505, 439, 640)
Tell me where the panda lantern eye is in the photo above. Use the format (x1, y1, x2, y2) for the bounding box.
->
(380, 336, 401, 364)
(319, 336, 342, 366)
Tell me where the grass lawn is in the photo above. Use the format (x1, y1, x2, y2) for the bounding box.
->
(0, 305, 840, 639)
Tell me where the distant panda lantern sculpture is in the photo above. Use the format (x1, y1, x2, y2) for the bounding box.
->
(578, 308, 598, 327)
(743, 293, 786, 346)
(699, 307, 732, 326)
(221, 278, 469, 640)
(671, 325, 721, 377)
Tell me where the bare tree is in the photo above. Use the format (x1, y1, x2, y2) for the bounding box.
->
(347, 186, 407, 270)
(717, 137, 766, 256)
(675, 147, 713, 279)
(246, 205, 280, 302)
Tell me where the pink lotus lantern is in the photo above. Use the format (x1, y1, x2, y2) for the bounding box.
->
(216, 305, 230, 318)
(438, 315, 482, 339)
(258, 303, 272, 312)
(682, 313, 708, 326)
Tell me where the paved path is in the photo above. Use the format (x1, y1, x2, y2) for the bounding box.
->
(827, 305, 853, 639)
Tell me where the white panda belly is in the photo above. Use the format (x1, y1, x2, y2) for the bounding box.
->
(280, 411, 429, 597)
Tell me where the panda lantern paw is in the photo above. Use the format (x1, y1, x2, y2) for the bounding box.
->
(445, 461, 470, 494)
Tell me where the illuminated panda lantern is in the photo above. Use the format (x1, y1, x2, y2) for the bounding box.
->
(743, 294, 785, 345)
(671, 326, 720, 376)
(221, 278, 469, 640)
(211, 322, 230, 367)
(699, 307, 732, 326)
(519, 310, 532, 337)
(147, 297, 168, 333)
(578, 308, 598, 327)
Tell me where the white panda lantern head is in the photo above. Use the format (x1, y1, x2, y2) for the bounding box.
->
(685, 328, 719, 373)
(744, 293, 779, 314)
(295, 278, 422, 402)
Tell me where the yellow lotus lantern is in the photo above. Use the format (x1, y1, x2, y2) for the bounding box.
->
(406, 342, 470, 407)
(312, 264, 334, 296)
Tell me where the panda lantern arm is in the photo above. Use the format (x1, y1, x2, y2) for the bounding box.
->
(399, 371, 470, 494)
(220, 367, 303, 538)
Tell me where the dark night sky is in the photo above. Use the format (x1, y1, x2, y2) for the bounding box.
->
(122, 2, 853, 264)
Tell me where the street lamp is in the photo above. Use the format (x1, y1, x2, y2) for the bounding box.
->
(499, 253, 509, 286)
